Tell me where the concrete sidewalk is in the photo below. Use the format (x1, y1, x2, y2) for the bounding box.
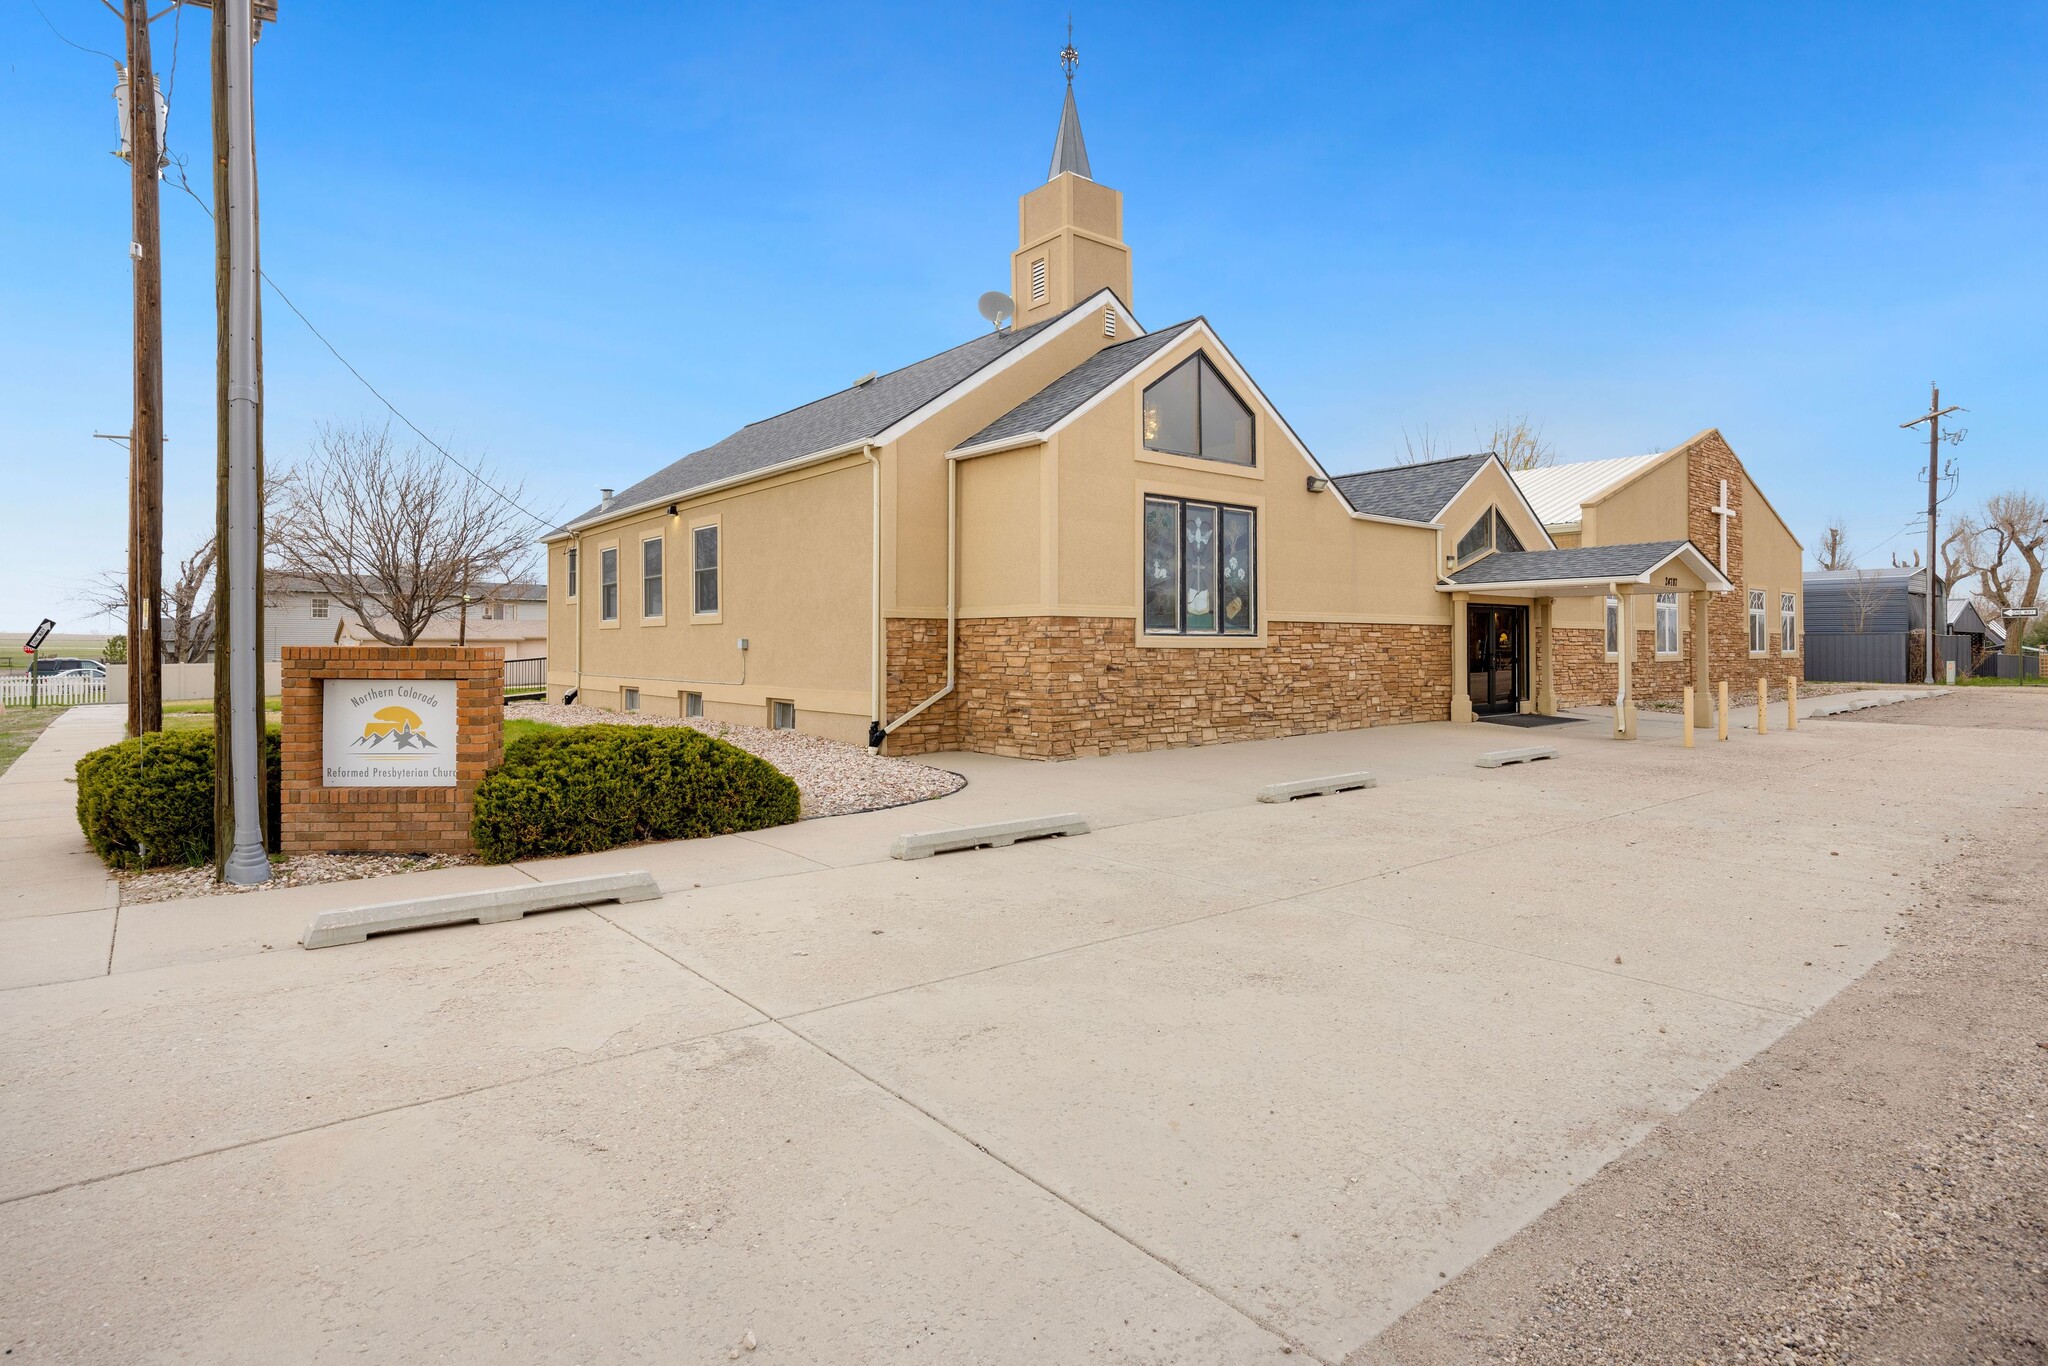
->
(0, 704, 124, 989)
(1, 687, 2022, 1363)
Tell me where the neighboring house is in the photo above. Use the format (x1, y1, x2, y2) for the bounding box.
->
(1946, 597, 2003, 667)
(266, 576, 547, 662)
(543, 59, 1799, 757)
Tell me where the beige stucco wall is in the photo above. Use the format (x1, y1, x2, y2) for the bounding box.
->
(545, 455, 874, 742)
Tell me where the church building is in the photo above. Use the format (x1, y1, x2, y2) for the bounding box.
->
(543, 47, 1803, 758)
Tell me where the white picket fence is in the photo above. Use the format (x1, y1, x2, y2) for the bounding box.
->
(0, 676, 109, 707)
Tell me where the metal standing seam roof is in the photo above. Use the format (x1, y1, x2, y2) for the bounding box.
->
(1328, 453, 1494, 524)
(1443, 540, 1695, 587)
(1509, 453, 1665, 528)
(1805, 567, 1937, 591)
(554, 296, 1114, 535)
(952, 321, 1200, 451)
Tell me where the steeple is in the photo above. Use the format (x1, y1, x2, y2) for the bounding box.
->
(1048, 25, 1092, 181)
(1010, 25, 1131, 327)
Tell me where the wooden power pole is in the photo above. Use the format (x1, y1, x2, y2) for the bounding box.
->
(1900, 383, 1963, 686)
(122, 0, 165, 736)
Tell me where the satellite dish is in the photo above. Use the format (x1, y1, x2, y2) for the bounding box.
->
(977, 291, 1015, 331)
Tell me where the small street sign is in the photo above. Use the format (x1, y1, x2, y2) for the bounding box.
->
(24, 618, 54, 653)
(2005, 608, 2041, 619)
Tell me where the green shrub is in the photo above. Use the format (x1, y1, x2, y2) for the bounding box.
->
(74, 729, 281, 870)
(471, 724, 799, 863)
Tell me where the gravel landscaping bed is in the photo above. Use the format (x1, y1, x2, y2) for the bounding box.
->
(116, 852, 476, 905)
(507, 702, 965, 818)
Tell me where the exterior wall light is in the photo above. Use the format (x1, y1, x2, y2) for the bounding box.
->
(1305, 475, 1330, 493)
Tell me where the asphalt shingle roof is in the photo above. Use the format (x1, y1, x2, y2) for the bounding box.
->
(953, 321, 1200, 451)
(1330, 453, 1493, 524)
(558, 297, 1107, 533)
(1444, 540, 1692, 587)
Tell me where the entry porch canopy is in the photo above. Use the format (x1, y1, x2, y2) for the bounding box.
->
(1437, 540, 1733, 736)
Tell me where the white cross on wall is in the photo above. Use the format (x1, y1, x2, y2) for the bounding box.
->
(1710, 478, 1737, 575)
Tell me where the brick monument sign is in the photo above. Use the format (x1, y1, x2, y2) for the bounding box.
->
(279, 646, 504, 855)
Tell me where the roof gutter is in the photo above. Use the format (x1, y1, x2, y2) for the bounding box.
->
(948, 432, 1047, 461)
(545, 439, 877, 542)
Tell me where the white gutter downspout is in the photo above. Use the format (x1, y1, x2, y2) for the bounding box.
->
(872, 451, 957, 749)
(866, 445, 884, 747)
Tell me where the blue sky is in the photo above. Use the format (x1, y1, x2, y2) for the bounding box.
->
(3, 1, 2043, 632)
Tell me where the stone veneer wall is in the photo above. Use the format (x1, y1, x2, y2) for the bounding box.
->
(885, 617, 1450, 760)
(279, 645, 504, 854)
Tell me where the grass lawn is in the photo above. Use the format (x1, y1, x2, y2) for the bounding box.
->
(1954, 674, 2047, 688)
(0, 706, 65, 778)
(503, 717, 562, 747)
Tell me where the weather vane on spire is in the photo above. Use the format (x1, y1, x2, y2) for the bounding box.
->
(1060, 16, 1078, 83)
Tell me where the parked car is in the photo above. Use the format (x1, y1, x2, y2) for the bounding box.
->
(28, 657, 103, 679)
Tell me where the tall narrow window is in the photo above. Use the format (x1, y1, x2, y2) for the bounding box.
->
(1654, 593, 1680, 656)
(1781, 592, 1797, 653)
(1748, 589, 1767, 654)
(693, 524, 720, 615)
(1141, 354, 1255, 467)
(641, 536, 664, 618)
(1141, 495, 1257, 636)
(566, 547, 579, 600)
(600, 548, 619, 622)
(1604, 596, 1620, 657)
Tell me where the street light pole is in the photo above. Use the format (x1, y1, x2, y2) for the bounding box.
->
(220, 0, 268, 885)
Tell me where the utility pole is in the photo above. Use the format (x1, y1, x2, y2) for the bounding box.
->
(1900, 382, 1963, 685)
(121, 0, 165, 737)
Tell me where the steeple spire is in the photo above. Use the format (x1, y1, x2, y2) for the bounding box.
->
(1048, 19, 1092, 181)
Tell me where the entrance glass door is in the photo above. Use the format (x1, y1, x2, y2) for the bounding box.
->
(1466, 605, 1527, 715)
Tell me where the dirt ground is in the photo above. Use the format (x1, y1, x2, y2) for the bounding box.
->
(1356, 688, 2048, 1364)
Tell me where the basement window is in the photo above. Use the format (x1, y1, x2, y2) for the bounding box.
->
(622, 687, 640, 713)
(684, 691, 703, 719)
(770, 700, 796, 731)
(1144, 495, 1256, 636)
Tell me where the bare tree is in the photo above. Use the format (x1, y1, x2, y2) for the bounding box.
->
(1395, 425, 1446, 466)
(1843, 569, 1890, 633)
(1968, 489, 2047, 658)
(271, 422, 539, 646)
(1483, 415, 1556, 471)
(1814, 520, 1854, 570)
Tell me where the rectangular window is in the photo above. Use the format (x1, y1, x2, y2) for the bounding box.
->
(641, 536, 664, 619)
(770, 700, 795, 731)
(683, 691, 703, 719)
(310, 597, 328, 619)
(622, 686, 640, 713)
(693, 524, 720, 615)
(1654, 593, 1680, 656)
(1748, 589, 1767, 654)
(1141, 495, 1256, 636)
(566, 547, 579, 600)
(1781, 592, 1797, 653)
(1030, 257, 1047, 303)
(600, 548, 619, 622)
(1604, 596, 1620, 658)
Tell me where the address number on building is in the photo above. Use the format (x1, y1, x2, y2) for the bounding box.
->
(321, 678, 459, 787)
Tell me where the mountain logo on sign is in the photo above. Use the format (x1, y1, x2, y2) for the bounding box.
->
(351, 705, 437, 751)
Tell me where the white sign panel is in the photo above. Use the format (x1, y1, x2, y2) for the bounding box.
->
(322, 679, 459, 787)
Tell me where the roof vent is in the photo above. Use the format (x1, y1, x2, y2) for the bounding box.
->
(853, 370, 877, 388)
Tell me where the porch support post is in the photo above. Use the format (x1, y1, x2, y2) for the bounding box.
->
(1614, 583, 1638, 739)
(1450, 591, 1473, 723)
(1691, 590, 1713, 728)
(1535, 597, 1557, 716)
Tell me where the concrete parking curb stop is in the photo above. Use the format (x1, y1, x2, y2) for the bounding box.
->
(1476, 746, 1558, 769)
(1256, 772, 1377, 803)
(302, 870, 660, 948)
(890, 814, 1089, 860)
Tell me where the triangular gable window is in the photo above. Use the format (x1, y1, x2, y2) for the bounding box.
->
(1142, 353, 1255, 467)
(1455, 507, 1523, 567)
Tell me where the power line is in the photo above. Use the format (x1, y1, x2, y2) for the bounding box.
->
(29, 0, 120, 66)
(161, 165, 557, 537)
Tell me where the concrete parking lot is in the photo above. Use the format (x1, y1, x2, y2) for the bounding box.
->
(3, 690, 2031, 1364)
